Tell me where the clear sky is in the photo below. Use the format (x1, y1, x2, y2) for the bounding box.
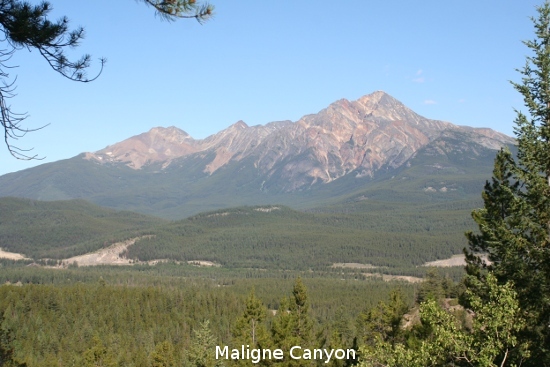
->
(0, 0, 542, 175)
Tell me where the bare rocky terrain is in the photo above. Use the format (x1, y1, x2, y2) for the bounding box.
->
(362, 273, 424, 283)
(0, 248, 28, 260)
(58, 237, 147, 267)
(423, 254, 467, 267)
(84, 91, 514, 192)
(4, 236, 220, 268)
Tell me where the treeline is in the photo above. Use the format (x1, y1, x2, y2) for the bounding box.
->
(0, 198, 477, 271)
(126, 205, 473, 270)
(0, 197, 165, 259)
(0, 273, 421, 367)
(0, 257, 527, 366)
(0, 264, 417, 322)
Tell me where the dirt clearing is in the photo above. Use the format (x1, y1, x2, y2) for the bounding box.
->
(0, 248, 28, 260)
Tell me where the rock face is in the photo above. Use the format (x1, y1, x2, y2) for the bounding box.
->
(85, 91, 514, 191)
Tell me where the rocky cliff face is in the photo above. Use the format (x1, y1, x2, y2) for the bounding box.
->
(85, 91, 514, 191)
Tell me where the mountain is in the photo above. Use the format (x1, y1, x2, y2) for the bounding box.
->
(0, 91, 514, 218)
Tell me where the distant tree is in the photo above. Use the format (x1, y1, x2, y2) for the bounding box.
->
(271, 278, 314, 367)
(0, 0, 213, 159)
(82, 334, 117, 367)
(187, 320, 223, 367)
(464, 1, 550, 364)
(356, 289, 408, 346)
(150, 340, 176, 367)
(232, 290, 272, 366)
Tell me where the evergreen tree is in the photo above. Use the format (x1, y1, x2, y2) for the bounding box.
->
(327, 307, 355, 367)
(271, 278, 314, 367)
(415, 268, 446, 304)
(359, 274, 528, 367)
(187, 320, 223, 367)
(150, 340, 176, 367)
(464, 1, 550, 364)
(0, 318, 26, 367)
(356, 289, 408, 347)
(289, 278, 312, 343)
(232, 290, 271, 366)
(141, 0, 213, 21)
(233, 290, 270, 345)
(82, 334, 117, 367)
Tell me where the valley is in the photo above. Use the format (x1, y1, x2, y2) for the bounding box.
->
(0, 91, 510, 366)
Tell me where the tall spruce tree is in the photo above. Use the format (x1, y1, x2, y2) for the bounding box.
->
(465, 1, 550, 364)
(271, 278, 314, 367)
(187, 320, 223, 367)
(232, 290, 271, 366)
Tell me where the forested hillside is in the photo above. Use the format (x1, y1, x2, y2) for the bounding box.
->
(127, 203, 475, 270)
(0, 197, 166, 259)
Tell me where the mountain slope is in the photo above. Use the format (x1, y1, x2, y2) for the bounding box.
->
(0, 91, 514, 218)
(85, 91, 513, 191)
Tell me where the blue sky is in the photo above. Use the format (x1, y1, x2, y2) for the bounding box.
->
(0, 0, 542, 175)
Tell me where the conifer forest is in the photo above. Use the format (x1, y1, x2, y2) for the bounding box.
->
(3, 1, 550, 366)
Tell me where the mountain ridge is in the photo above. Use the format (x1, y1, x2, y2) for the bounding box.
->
(84, 91, 513, 192)
(0, 90, 515, 218)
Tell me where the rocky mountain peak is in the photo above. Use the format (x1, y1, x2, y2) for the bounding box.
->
(83, 91, 514, 191)
(85, 126, 199, 169)
(230, 120, 249, 130)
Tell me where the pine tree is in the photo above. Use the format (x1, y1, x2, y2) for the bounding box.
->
(150, 340, 176, 367)
(271, 278, 314, 367)
(327, 307, 355, 367)
(82, 334, 117, 367)
(0, 317, 27, 367)
(289, 278, 312, 343)
(187, 320, 223, 367)
(232, 290, 271, 366)
(141, 0, 213, 21)
(356, 289, 408, 347)
(233, 291, 267, 348)
(464, 1, 550, 364)
(416, 268, 446, 304)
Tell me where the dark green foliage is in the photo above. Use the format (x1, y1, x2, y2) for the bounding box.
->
(126, 204, 474, 270)
(271, 278, 314, 367)
(0, 266, 417, 367)
(465, 2, 550, 365)
(141, 0, 213, 22)
(0, 282, 241, 366)
(416, 268, 457, 304)
(356, 289, 409, 347)
(232, 289, 270, 357)
(0, 197, 166, 259)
